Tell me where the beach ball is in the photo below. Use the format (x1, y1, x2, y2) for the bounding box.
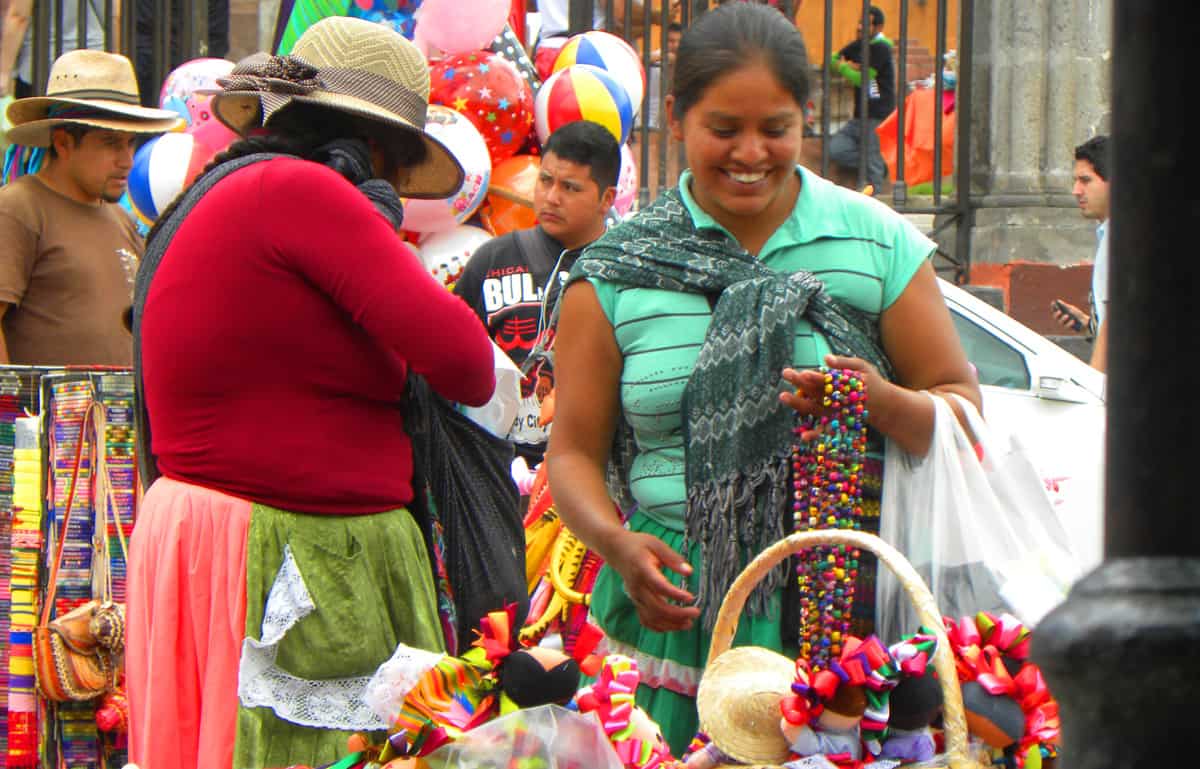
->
(482, 153, 539, 236)
(159, 58, 235, 126)
(554, 31, 645, 119)
(347, 0, 423, 39)
(401, 105, 491, 233)
(127, 133, 216, 222)
(534, 64, 633, 146)
(429, 51, 534, 166)
(613, 142, 638, 218)
(419, 224, 493, 289)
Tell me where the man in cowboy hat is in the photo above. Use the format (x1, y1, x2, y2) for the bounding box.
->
(0, 48, 181, 365)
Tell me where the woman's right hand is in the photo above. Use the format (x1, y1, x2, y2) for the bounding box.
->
(606, 531, 700, 633)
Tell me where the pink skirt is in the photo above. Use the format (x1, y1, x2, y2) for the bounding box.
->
(125, 477, 251, 769)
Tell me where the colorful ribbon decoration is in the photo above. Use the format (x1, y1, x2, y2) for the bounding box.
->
(573, 655, 675, 769)
(781, 635, 901, 754)
(468, 603, 521, 667)
(944, 612, 1060, 766)
(887, 628, 938, 678)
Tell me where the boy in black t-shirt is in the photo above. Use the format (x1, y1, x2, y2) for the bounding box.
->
(454, 120, 620, 469)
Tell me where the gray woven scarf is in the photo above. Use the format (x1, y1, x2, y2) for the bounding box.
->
(568, 188, 893, 628)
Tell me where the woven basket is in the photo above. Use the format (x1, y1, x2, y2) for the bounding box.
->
(705, 529, 984, 769)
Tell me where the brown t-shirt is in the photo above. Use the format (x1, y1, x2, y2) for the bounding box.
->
(0, 175, 141, 365)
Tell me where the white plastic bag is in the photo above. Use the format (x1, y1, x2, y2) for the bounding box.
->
(422, 704, 624, 769)
(877, 393, 1083, 642)
(457, 341, 523, 439)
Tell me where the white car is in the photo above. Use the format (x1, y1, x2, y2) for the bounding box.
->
(939, 278, 1106, 573)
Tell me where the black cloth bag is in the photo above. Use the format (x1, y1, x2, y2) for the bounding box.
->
(402, 374, 528, 653)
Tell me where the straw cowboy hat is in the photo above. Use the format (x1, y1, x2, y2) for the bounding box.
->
(696, 646, 797, 765)
(211, 16, 463, 199)
(5, 50, 183, 147)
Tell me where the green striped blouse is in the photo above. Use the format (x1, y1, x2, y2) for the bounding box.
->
(589, 166, 934, 531)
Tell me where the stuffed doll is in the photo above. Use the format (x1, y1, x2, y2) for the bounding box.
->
(781, 679, 868, 762)
(575, 655, 676, 769)
(497, 644, 580, 712)
(373, 604, 587, 762)
(946, 613, 1061, 768)
(878, 630, 943, 763)
(778, 636, 899, 765)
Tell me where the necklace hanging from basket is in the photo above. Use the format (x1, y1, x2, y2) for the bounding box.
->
(791, 367, 868, 671)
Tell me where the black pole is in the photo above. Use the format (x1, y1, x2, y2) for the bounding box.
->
(104, 0, 114, 51)
(77, 0, 88, 59)
(54, 0, 66, 58)
(893, 0, 908, 205)
(31, 0, 50, 94)
(568, 0, 593, 36)
(856, 0, 870, 188)
(953, 0, 973, 284)
(1030, 2, 1200, 767)
(154, 0, 170, 107)
(931, 0, 946, 204)
(819, 0, 832, 178)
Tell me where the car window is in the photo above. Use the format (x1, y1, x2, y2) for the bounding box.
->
(949, 309, 1032, 389)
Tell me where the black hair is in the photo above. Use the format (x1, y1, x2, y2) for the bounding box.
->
(146, 102, 426, 244)
(671, 2, 811, 121)
(667, 21, 683, 33)
(869, 6, 885, 27)
(542, 120, 621, 191)
(1074, 135, 1110, 181)
(47, 123, 93, 159)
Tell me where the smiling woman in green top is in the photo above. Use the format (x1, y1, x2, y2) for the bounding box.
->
(546, 2, 981, 756)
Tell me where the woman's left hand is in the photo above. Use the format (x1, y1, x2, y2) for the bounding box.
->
(779, 354, 888, 440)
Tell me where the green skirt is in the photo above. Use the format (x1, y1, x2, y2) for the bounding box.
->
(588, 514, 788, 757)
(233, 503, 445, 769)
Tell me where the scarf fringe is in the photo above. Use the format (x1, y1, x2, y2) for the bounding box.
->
(685, 451, 792, 631)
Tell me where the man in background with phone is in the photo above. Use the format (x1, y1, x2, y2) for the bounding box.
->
(1051, 135, 1109, 372)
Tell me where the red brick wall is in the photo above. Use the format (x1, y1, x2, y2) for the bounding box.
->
(970, 261, 1094, 337)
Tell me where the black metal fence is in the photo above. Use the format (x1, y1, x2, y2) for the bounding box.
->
(18, 0, 973, 276)
(567, 0, 973, 280)
(24, 0, 220, 110)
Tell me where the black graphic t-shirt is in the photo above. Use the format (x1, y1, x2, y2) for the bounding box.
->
(454, 226, 578, 465)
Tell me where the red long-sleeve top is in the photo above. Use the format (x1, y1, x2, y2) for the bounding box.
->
(141, 157, 496, 514)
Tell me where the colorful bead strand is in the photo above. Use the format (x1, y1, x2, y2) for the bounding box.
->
(792, 368, 869, 671)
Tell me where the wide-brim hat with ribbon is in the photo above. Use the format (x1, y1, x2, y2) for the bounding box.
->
(211, 16, 463, 199)
(696, 646, 797, 765)
(5, 49, 184, 147)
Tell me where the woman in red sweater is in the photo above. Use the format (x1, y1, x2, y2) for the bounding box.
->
(126, 18, 496, 769)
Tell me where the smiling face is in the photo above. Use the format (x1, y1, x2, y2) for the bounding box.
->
(50, 127, 139, 204)
(668, 57, 804, 242)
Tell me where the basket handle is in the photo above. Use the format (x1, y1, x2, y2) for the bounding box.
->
(706, 530, 976, 769)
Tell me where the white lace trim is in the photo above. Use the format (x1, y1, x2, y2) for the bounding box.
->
(596, 635, 702, 697)
(363, 642, 446, 724)
(237, 545, 386, 731)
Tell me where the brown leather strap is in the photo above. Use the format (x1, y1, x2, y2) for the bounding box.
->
(40, 401, 100, 627)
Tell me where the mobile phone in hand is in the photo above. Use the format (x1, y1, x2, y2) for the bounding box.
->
(1052, 300, 1084, 332)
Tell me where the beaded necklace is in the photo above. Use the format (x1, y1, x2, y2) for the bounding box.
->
(792, 368, 869, 670)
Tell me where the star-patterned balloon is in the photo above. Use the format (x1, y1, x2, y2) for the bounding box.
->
(430, 50, 535, 166)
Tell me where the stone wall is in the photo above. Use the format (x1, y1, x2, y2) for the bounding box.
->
(933, 0, 1111, 333)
